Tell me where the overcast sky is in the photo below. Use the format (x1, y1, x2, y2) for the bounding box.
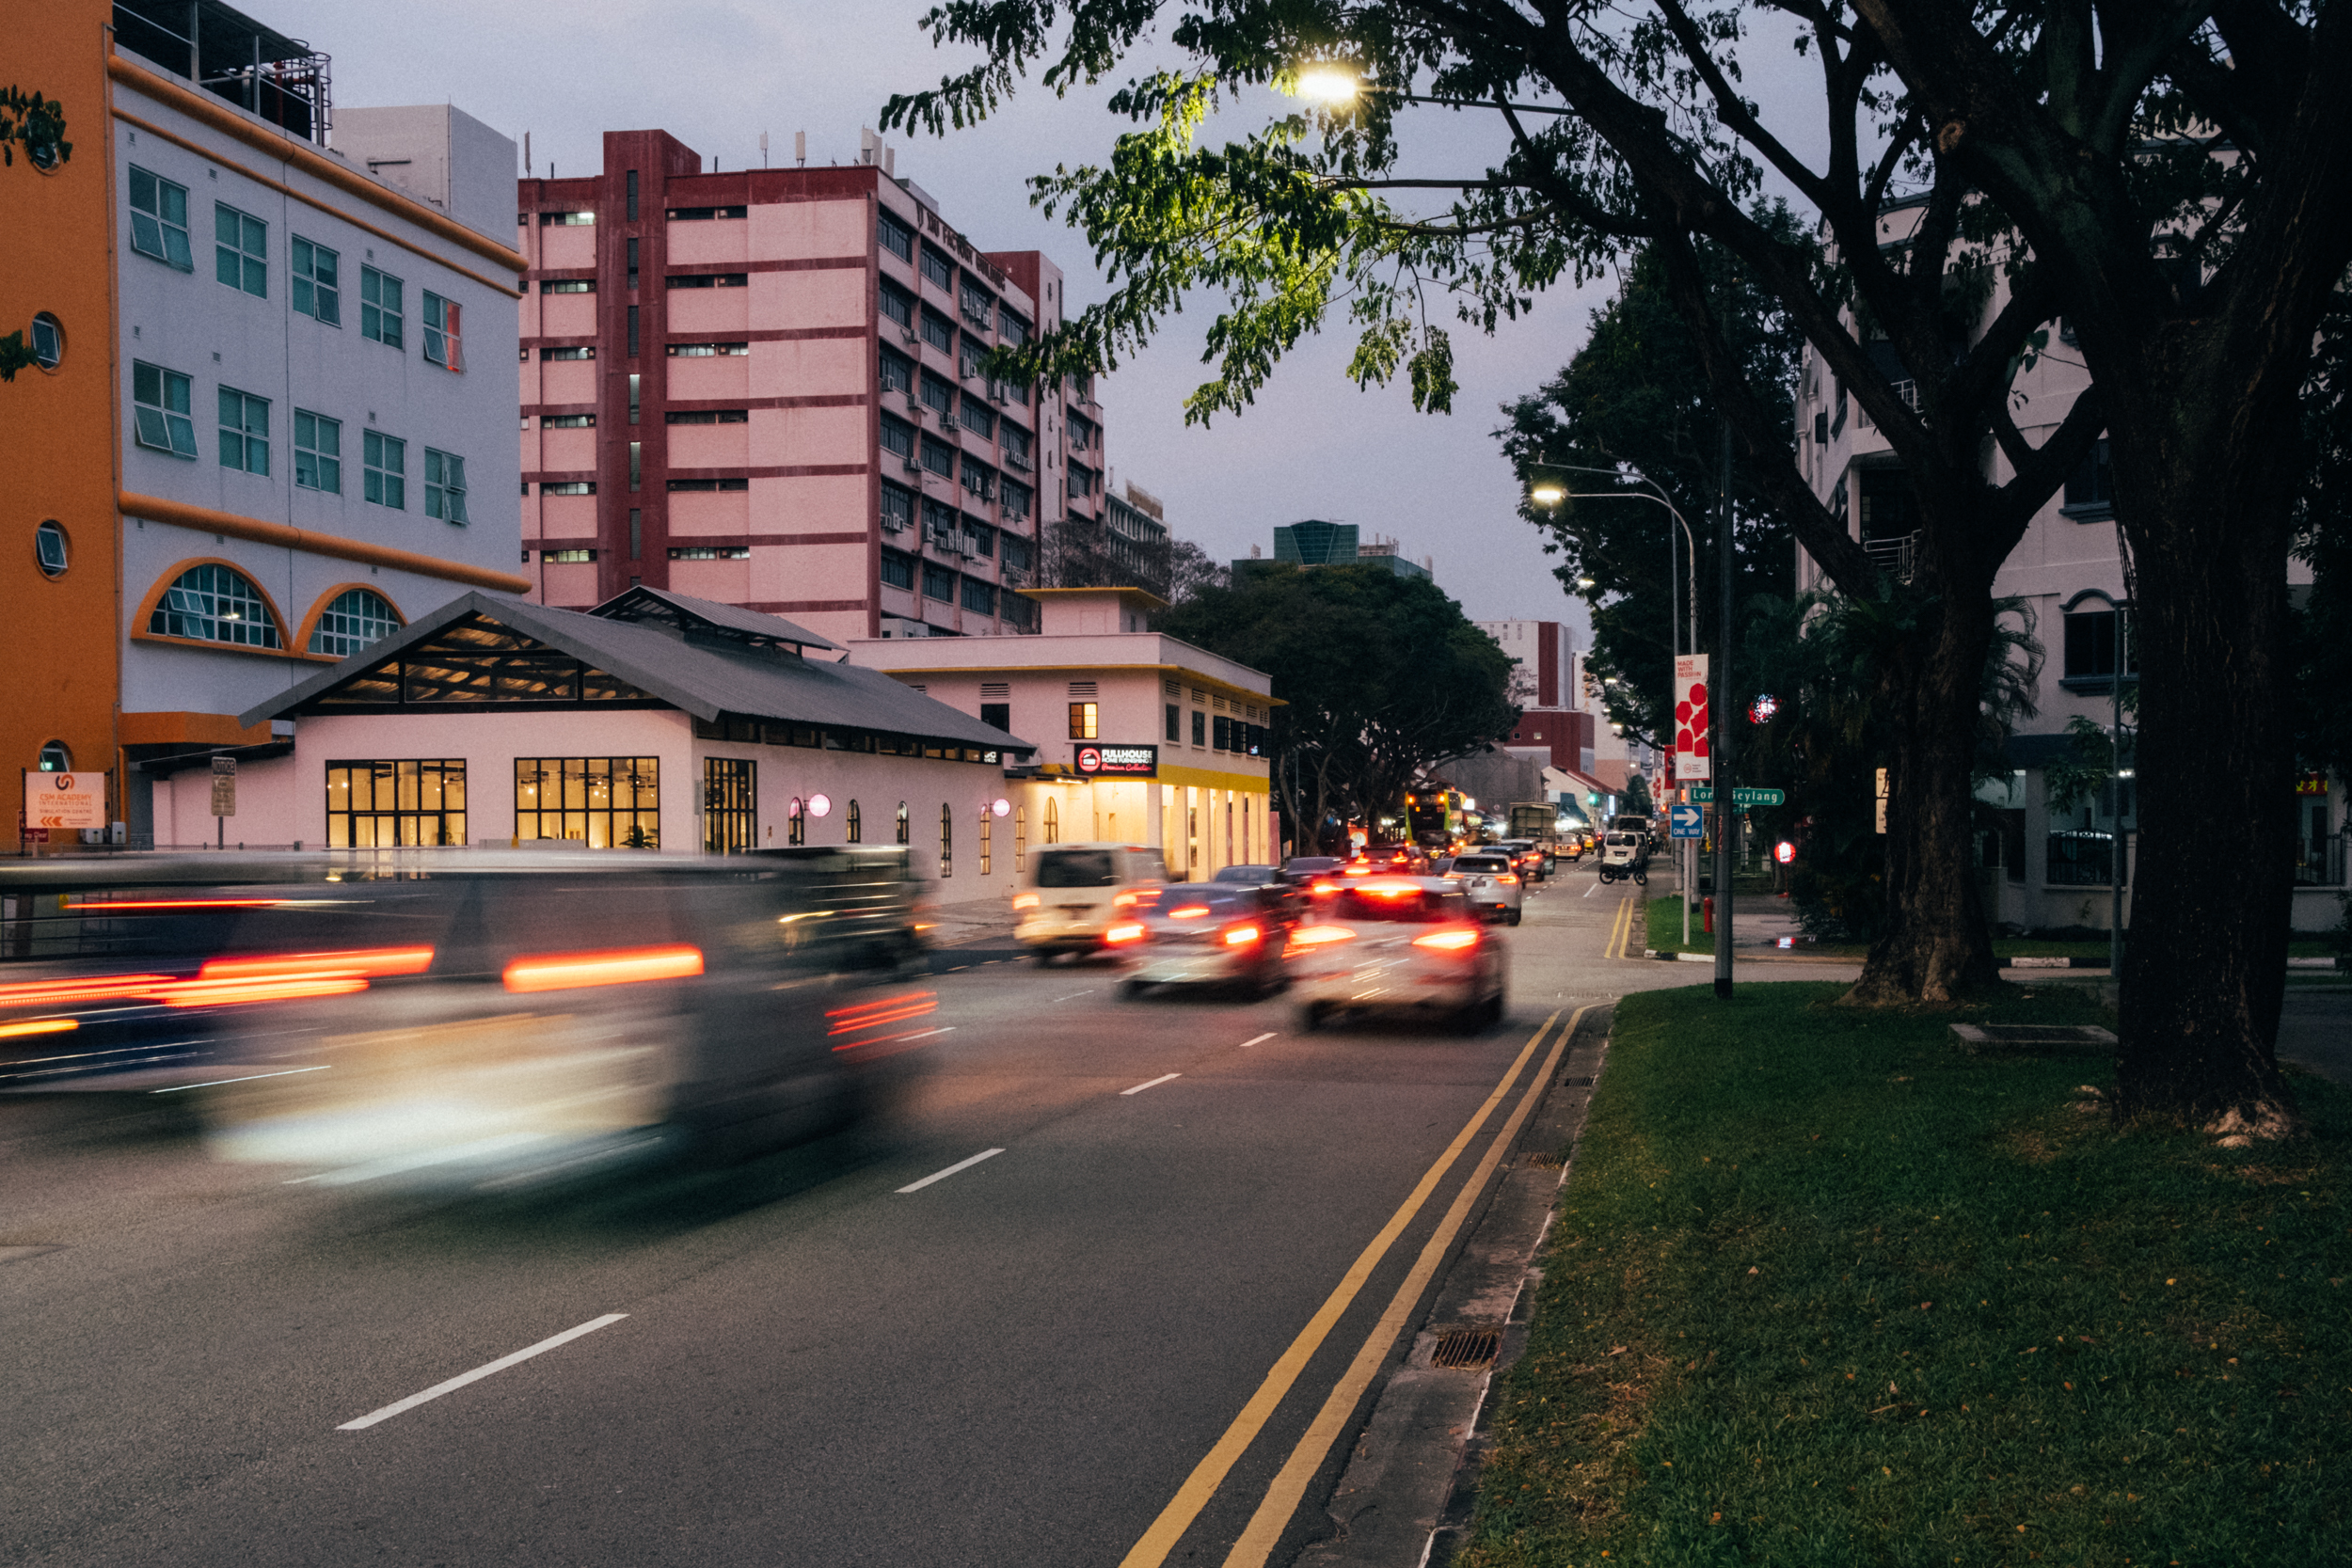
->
(308, 1, 1824, 641)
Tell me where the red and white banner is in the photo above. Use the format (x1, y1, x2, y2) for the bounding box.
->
(1673, 655, 1711, 783)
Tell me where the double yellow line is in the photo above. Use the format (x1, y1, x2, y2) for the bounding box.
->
(1118, 1005, 1593, 1568)
(1605, 890, 1640, 959)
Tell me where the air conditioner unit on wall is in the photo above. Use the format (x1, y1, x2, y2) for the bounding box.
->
(902, 457, 921, 475)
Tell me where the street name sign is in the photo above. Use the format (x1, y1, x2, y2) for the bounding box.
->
(1687, 785, 1785, 807)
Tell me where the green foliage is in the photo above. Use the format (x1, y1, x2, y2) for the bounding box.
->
(1500, 228, 1806, 746)
(1464, 983, 2352, 1568)
(1155, 563, 1515, 848)
(0, 330, 36, 385)
(0, 86, 71, 169)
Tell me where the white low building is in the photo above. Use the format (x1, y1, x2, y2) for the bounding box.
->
(180, 590, 1034, 893)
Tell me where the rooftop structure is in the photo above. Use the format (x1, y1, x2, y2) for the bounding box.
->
(1234, 519, 1432, 581)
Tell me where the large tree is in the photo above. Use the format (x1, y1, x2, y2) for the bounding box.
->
(886, 1, 2352, 1133)
(1157, 564, 1517, 848)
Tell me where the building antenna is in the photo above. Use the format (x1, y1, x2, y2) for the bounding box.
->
(523, 130, 531, 176)
(760, 131, 769, 168)
(795, 130, 806, 167)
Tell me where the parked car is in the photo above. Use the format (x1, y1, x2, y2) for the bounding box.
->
(1445, 851, 1525, 925)
(1012, 843, 1170, 961)
(1288, 878, 1506, 1032)
(1120, 887, 1288, 999)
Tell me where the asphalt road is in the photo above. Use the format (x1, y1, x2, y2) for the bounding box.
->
(0, 863, 1798, 1568)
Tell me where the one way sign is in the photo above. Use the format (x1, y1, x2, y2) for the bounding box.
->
(1669, 803, 1704, 839)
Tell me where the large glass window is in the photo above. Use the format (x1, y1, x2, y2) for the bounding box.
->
(127, 166, 193, 270)
(424, 449, 468, 523)
(514, 757, 660, 847)
(149, 563, 280, 647)
(877, 209, 914, 261)
(919, 246, 954, 292)
(422, 292, 462, 371)
(704, 757, 756, 854)
(217, 387, 269, 474)
(360, 266, 404, 348)
(364, 432, 406, 509)
(292, 237, 340, 325)
(921, 309, 955, 355)
(325, 759, 466, 847)
(214, 202, 267, 296)
(308, 589, 402, 657)
(294, 410, 342, 492)
(132, 361, 198, 457)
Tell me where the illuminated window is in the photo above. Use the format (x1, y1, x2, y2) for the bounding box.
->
(514, 757, 660, 848)
(939, 802, 953, 878)
(846, 799, 863, 843)
(150, 564, 279, 648)
(896, 800, 910, 845)
(308, 589, 401, 658)
(1014, 805, 1026, 869)
(704, 757, 756, 854)
(1069, 702, 1098, 739)
(1042, 798, 1058, 844)
(325, 759, 466, 847)
(980, 805, 993, 875)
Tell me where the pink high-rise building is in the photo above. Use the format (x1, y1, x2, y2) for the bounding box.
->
(516, 130, 1104, 644)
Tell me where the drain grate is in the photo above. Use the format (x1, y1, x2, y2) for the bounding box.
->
(1523, 1151, 1565, 1169)
(1563, 1075, 1595, 1086)
(1430, 1326, 1502, 1369)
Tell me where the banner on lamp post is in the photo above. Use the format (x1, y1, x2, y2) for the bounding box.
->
(1672, 655, 1711, 783)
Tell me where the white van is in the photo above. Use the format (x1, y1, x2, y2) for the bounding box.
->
(1012, 843, 1171, 961)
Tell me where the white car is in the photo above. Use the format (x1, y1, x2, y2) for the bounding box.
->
(1288, 877, 1506, 1033)
(1444, 852, 1524, 925)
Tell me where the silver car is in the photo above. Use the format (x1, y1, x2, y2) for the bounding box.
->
(1120, 887, 1286, 999)
(1446, 852, 1524, 926)
(1288, 877, 1506, 1032)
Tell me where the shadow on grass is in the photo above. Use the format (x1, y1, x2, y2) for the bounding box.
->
(1458, 982, 2350, 1568)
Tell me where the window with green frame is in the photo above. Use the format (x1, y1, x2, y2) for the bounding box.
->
(422, 292, 462, 371)
(294, 410, 341, 492)
(308, 589, 402, 657)
(217, 387, 269, 474)
(128, 166, 193, 270)
(361, 265, 404, 348)
(424, 449, 468, 523)
(292, 236, 340, 325)
(215, 202, 266, 296)
(149, 563, 280, 648)
(364, 431, 406, 508)
(132, 361, 198, 457)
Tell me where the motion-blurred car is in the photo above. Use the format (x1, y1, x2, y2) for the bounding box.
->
(1287, 878, 1505, 1032)
(1279, 857, 1344, 885)
(1445, 851, 1524, 925)
(1120, 886, 1287, 999)
(1209, 863, 1304, 928)
(0, 849, 933, 1187)
(1011, 843, 1169, 962)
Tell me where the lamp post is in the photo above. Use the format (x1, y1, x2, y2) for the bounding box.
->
(1530, 462, 1702, 941)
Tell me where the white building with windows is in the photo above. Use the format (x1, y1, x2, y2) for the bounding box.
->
(18, 1, 532, 846)
(1791, 192, 2334, 931)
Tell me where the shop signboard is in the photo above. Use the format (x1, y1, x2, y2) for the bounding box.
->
(1074, 744, 1158, 779)
(24, 770, 105, 832)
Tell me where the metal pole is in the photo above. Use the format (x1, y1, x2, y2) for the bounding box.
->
(2110, 605, 2126, 982)
(1714, 418, 1735, 999)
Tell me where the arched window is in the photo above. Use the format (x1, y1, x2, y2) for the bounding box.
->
(846, 799, 862, 843)
(896, 800, 910, 845)
(939, 802, 953, 878)
(2060, 591, 2132, 683)
(979, 803, 993, 875)
(38, 739, 71, 772)
(787, 796, 807, 846)
(1014, 804, 1026, 870)
(149, 564, 280, 647)
(1042, 798, 1058, 844)
(308, 588, 403, 657)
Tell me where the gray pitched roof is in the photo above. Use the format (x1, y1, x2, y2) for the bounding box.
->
(589, 585, 843, 652)
(240, 593, 1034, 754)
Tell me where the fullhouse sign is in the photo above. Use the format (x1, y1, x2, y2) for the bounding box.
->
(1074, 744, 1159, 779)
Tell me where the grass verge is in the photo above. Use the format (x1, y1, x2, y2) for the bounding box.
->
(1645, 895, 1714, 956)
(1459, 982, 2351, 1568)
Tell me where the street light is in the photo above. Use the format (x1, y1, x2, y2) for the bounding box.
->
(1525, 461, 1699, 659)
(1295, 67, 1359, 103)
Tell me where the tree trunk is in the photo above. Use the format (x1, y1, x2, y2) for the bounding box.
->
(2107, 404, 2299, 1135)
(1846, 583, 2003, 1004)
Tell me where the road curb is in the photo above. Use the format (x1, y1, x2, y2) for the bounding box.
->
(1295, 1007, 1613, 1568)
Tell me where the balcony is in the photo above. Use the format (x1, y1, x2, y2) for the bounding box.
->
(1864, 531, 1916, 583)
(115, 0, 332, 144)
